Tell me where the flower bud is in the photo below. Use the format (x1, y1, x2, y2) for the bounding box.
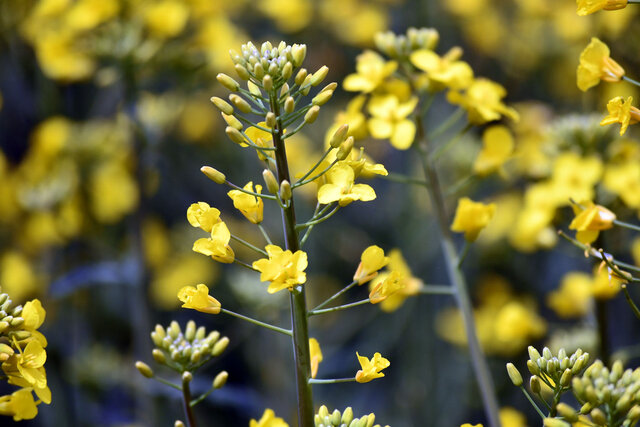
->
(280, 83, 290, 98)
(262, 169, 280, 194)
(330, 124, 349, 148)
(295, 68, 308, 86)
(341, 407, 354, 425)
(527, 359, 540, 376)
(300, 75, 313, 95)
(266, 112, 277, 128)
(556, 403, 578, 422)
(543, 347, 553, 360)
(591, 408, 606, 425)
(175, 421, 185, 427)
(169, 321, 181, 339)
(212, 336, 229, 356)
(285, 96, 295, 113)
(217, 73, 240, 91)
(234, 64, 250, 80)
(182, 371, 192, 383)
(263, 75, 273, 92)
(530, 375, 541, 394)
(506, 363, 523, 386)
(291, 44, 306, 67)
(210, 97, 234, 115)
(226, 126, 247, 145)
(248, 81, 262, 98)
(253, 63, 265, 79)
(312, 90, 334, 106)
(222, 113, 243, 131)
(560, 369, 572, 387)
(201, 166, 226, 184)
(304, 106, 320, 124)
(152, 348, 166, 364)
(136, 361, 154, 378)
(337, 136, 354, 160)
(280, 180, 292, 201)
(579, 402, 593, 414)
(229, 94, 252, 114)
(213, 371, 229, 389)
(542, 419, 570, 427)
(282, 62, 293, 80)
(318, 405, 329, 418)
(310, 66, 329, 86)
(528, 346, 541, 361)
(185, 320, 196, 341)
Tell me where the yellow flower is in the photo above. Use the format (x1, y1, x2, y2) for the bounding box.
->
(228, 182, 264, 224)
(461, 424, 483, 427)
(368, 249, 424, 312)
(250, 408, 289, 427)
(343, 51, 397, 93)
(353, 245, 389, 285)
(451, 198, 496, 242)
(317, 163, 376, 207)
(309, 338, 322, 379)
(500, 407, 527, 427)
(600, 96, 640, 136)
(577, 0, 628, 16)
(591, 264, 623, 299)
(258, 0, 312, 33)
(143, 0, 189, 38)
(369, 271, 405, 304)
(22, 299, 47, 347)
(367, 95, 418, 150)
(473, 125, 514, 176)
(177, 284, 221, 314)
(355, 352, 390, 383)
(547, 272, 592, 318)
(577, 38, 625, 92)
(447, 78, 519, 124)
(569, 201, 616, 245)
(410, 47, 474, 90)
(0, 388, 39, 421)
(15, 341, 47, 388)
(187, 202, 221, 233)
(192, 222, 235, 263)
(252, 245, 308, 293)
(89, 161, 139, 224)
(325, 96, 369, 143)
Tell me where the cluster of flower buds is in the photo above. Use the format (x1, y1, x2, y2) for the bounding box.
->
(314, 405, 389, 427)
(525, 346, 590, 393)
(374, 27, 440, 59)
(231, 41, 307, 86)
(146, 320, 229, 373)
(0, 294, 25, 337)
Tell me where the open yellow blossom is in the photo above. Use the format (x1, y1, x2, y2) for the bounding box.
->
(22, 299, 47, 347)
(577, 38, 625, 91)
(177, 284, 221, 314)
(14, 341, 47, 388)
(547, 272, 592, 318)
(0, 388, 39, 421)
(600, 96, 640, 136)
(353, 245, 389, 285)
(410, 47, 474, 90)
(343, 148, 388, 179)
(343, 51, 397, 93)
(499, 407, 526, 427)
(187, 202, 221, 232)
(228, 182, 264, 224)
(252, 245, 308, 293)
(245, 122, 277, 160)
(250, 408, 289, 427)
(474, 125, 514, 176)
(447, 78, 519, 124)
(369, 249, 424, 312)
(569, 201, 616, 245)
(192, 222, 235, 263)
(577, 0, 628, 16)
(143, 0, 189, 38)
(367, 95, 418, 150)
(317, 163, 376, 206)
(369, 271, 405, 304)
(355, 352, 390, 383)
(451, 198, 496, 242)
(309, 338, 322, 379)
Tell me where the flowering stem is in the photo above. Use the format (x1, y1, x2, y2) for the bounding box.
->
(308, 377, 357, 384)
(154, 376, 182, 391)
(380, 172, 429, 187)
(270, 92, 315, 427)
(293, 159, 339, 188)
(613, 218, 640, 232)
(296, 146, 335, 184)
(221, 308, 292, 336)
(182, 376, 197, 427)
(230, 234, 268, 256)
(233, 259, 259, 272)
(312, 280, 359, 311)
(622, 75, 640, 88)
(225, 181, 277, 200)
(428, 107, 464, 139)
(235, 114, 272, 132)
(419, 285, 455, 295)
(622, 285, 640, 320)
(445, 173, 476, 196)
(190, 385, 215, 407)
(414, 115, 501, 427)
(296, 205, 339, 229)
(258, 224, 273, 245)
(308, 298, 370, 317)
(519, 386, 546, 420)
(430, 122, 473, 162)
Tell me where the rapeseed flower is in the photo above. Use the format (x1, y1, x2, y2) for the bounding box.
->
(569, 201, 616, 245)
(177, 284, 221, 314)
(355, 352, 389, 383)
(228, 182, 264, 224)
(577, 0, 628, 16)
(0, 388, 39, 421)
(252, 245, 308, 293)
(473, 125, 514, 176)
(368, 249, 423, 312)
(547, 272, 592, 318)
(343, 51, 397, 93)
(353, 245, 389, 285)
(369, 271, 404, 304)
(600, 96, 640, 135)
(309, 338, 322, 379)
(192, 222, 235, 263)
(451, 198, 496, 242)
(410, 47, 474, 90)
(250, 408, 289, 427)
(577, 38, 625, 91)
(367, 95, 418, 150)
(447, 78, 519, 124)
(317, 163, 376, 206)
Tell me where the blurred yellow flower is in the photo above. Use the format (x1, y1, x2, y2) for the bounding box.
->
(603, 161, 640, 208)
(228, 182, 264, 224)
(33, 32, 95, 81)
(499, 407, 527, 427)
(249, 408, 289, 427)
(192, 222, 235, 263)
(0, 252, 41, 303)
(577, 38, 625, 92)
(451, 198, 496, 242)
(577, 0, 628, 16)
(343, 51, 397, 93)
(90, 161, 139, 224)
(309, 338, 322, 379)
(447, 78, 519, 124)
(600, 96, 640, 136)
(65, 0, 119, 32)
(144, 0, 189, 38)
(258, 0, 312, 33)
(410, 47, 474, 90)
(353, 245, 389, 285)
(369, 271, 405, 304)
(368, 249, 423, 312)
(187, 202, 221, 233)
(460, 424, 482, 427)
(569, 201, 616, 245)
(367, 95, 418, 150)
(325, 96, 369, 143)
(591, 264, 623, 299)
(355, 352, 389, 383)
(473, 125, 514, 176)
(317, 163, 376, 207)
(0, 388, 39, 421)
(252, 245, 307, 293)
(547, 272, 592, 318)
(177, 284, 221, 314)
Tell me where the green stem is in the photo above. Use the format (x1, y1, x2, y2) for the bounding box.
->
(270, 92, 315, 427)
(428, 107, 464, 139)
(445, 173, 476, 196)
(258, 224, 273, 245)
(308, 298, 370, 317)
(312, 280, 358, 311)
(308, 378, 356, 384)
(519, 386, 546, 420)
(415, 116, 501, 427)
(622, 75, 640, 88)
(457, 241, 471, 268)
(225, 181, 277, 200)
(596, 299, 610, 367)
(430, 123, 472, 162)
(380, 172, 429, 187)
(293, 159, 338, 188)
(622, 285, 640, 320)
(233, 259, 259, 272)
(230, 234, 268, 256)
(296, 205, 339, 229)
(419, 285, 455, 295)
(182, 377, 197, 427)
(613, 218, 640, 232)
(154, 376, 182, 391)
(190, 386, 215, 407)
(221, 308, 292, 336)
(296, 146, 334, 184)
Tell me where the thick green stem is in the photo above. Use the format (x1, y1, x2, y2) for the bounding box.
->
(182, 377, 197, 427)
(270, 93, 314, 427)
(415, 119, 501, 427)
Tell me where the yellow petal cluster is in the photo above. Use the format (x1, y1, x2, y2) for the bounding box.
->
(600, 96, 640, 136)
(367, 95, 418, 150)
(369, 271, 404, 304)
(353, 245, 389, 285)
(368, 249, 424, 312)
(309, 338, 323, 379)
(577, 38, 625, 92)
(317, 163, 376, 207)
(410, 47, 474, 90)
(188, 202, 235, 263)
(451, 198, 496, 242)
(252, 245, 308, 293)
(355, 352, 390, 383)
(343, 51, 397, 93)
(576, 0, 628, 16)
(228, 182, 264, 224)
(447, 78, 519, 125)
(250, 408, 289, 427)
(568, 201, 616, 245)
(177, 284, 221, 314)
(473, 125, 514, 176)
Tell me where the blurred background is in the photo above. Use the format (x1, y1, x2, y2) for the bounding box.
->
(2, 0, 640, 425)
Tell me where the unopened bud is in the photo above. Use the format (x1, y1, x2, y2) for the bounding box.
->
(528, 346, 541, 361)
(222, 113, 243, 131)
(212, 336, 229, 356)
(225, 127, 247, 145)
(266, 112, 276, 128)
(291, 44, 306, 67)
(320, 82, 338, 93)
(182, 371, 192, 383)
(135, 361, 154, 378)
(300, 75, 313, 95)
(210, 97, 234, 115)
(560, 369, 572, 387)
(201, 166, 226, 184)
(285, 96, 295, 113)
(312, 90, 333, 106)
(152, 349, 166, 364)
(337, 136, 354, 160)
(527, 359, 540, 376)
(216, 73, 239, 91)
(263, 75, 273, 92)
(318, 405, 329, 418)
(542, 419, 570, 427)
(556, 403, 578, 422)
(310, 66, 329, 86)
(591, 408, 606, 425)
(331, 410, 341, 425)
(330, 124, 349, 148)
(280, 180, 292, 201)
(506, 363, 523, 386)
(341, 407, 354, 425)
(282, 62, 293, 80)
(280, 83, 290, 98)
(253, 63, 265, 79)
(213, 371, 229, 389)
(530, 376, 541, 394)
(295, 69, 308, 86)
(248, 81, 262, 98)
(543, 347, 553, 360)
(304, 106, 320, 124)
(169, 321, 181, 339)
(263, 169, 279, 194)
(175, 421, 186, 427)
(229, 94, 252, 114)
(234, 64, 250, 80)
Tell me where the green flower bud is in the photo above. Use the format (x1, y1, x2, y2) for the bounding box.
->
(331, 409, 341, 425)
(506, 363, 523, 387)
(268, 62, 278, 76)
(263, 75, 273, 92)
(556, 403, 578, 422)
(530, 376, 541, 394)
(543, 347, 553, 360)
(229, 94, 252, 114)
(136, 361, 154, 378)
(201, 166, 227, 184)
(314, 414, 322, 426)
(285, 96, 295, 113)
(528, 346, 541, 361)
(169, 321, 181, 339)
(318, 405, 329, 418)
(320, 82, 337, 93)
(304, 106, 320, 124)
(310, 66, 329, 86)
(152, 348, 166, 364)
(527, 360, 540, 376)
(226, 126, 247, 145)
(542, 418, 570, 427)
(591, 408, 606, 425)
(262, 169, 280, 194)
(213, 371, 229, 389)
(611, 360, 623, 382)
(185, 320, 196, 341)
(266, 112, 276, 128)
(234, 64, 250, 80)
(175, 421, 185, 427)
(579, 402, 593, 414)
(280, 180, 292, 201)
(312, 90, 334, 106)
(190, 350, 202, 364)
(253, 63, 265, 79)
(342, 407, 354, 425)
(337, 136, 354, 160)
(365, 413, 375, 427)
(291, 44, 306, 67)
(248, 81, 262, 98)
(212, 336, 229, 356)
(217, 73, 240, 91)
(10, 317, 23, 327)
(210, 97, 234, 115)
(300, 75, 313, 95)
(560, 369, 572, 387)
(282, 62, 293, 80)
(11, 306, 22, 317)
(628, 404, 640, 421)
(196, 326, 206, 341)
(330, 124, 349, 148)
(182, 371, 192, 383)
(221, 113, 243, 131)
(280, 83, 290, 98)
(616, 392, 631, 413)
(295, 69, 308, 86)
